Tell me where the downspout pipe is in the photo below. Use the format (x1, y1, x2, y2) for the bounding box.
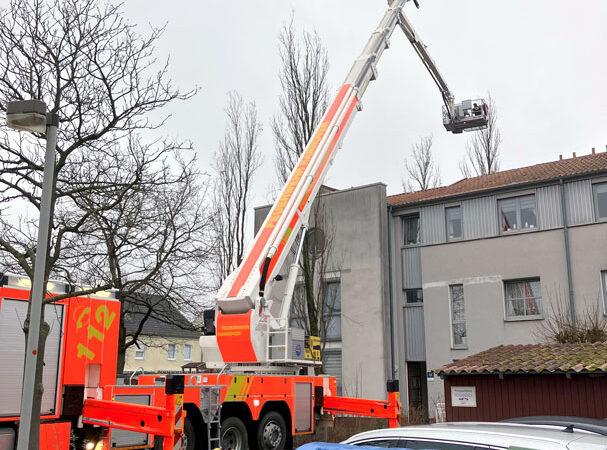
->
(559, 177, 576, 326)
(387, 205, 396, 380)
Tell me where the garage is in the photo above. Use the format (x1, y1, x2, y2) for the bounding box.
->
(436, 343, 607, 422)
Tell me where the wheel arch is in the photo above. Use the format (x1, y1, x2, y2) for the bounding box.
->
(183, 401, 206, 449)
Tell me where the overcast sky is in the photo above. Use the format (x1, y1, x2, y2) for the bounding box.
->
(124, 0, 607, 202)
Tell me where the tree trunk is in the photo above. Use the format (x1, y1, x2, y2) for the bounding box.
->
(116, 321, 127, 374)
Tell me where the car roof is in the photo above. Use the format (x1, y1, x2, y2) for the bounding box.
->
(502, 416, 607, 436)
(342, 422, 607, 450)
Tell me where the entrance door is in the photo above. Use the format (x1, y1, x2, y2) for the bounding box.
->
(407, 361, 428, 418)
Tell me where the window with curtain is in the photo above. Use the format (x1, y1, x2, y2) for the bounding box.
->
(167, 343, 176, 360)
(403, 215, 420, 245)
(504, 279, 542, 318)
(445, 206, 462, 240)
(184, 344, 192, 361)
(498, 194, 537, 233)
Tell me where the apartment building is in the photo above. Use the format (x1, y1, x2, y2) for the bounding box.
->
(388, 151, 607, 414)
(253, 151, 607, 418)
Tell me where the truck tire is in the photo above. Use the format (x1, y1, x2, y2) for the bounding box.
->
(221, 416, 248, 450)
(256, 411, 287, 450)
(182, 417, 196, 450)
(154, 417, 195, 450)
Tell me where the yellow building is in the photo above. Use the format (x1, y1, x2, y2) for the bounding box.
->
(121, 296, 202, 373)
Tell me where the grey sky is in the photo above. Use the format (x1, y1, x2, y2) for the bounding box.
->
(128, 0, 606, 201)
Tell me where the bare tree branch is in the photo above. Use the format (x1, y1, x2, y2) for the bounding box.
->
(459, 94, 501, 177)
(272, 16, 329, 185)
(210, 91, 263, 288)
(402, 135, 441, 192)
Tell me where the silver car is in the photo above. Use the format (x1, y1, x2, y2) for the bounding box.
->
(340, 421, 607, 449)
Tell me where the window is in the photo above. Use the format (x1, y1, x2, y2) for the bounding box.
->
(498, 194, 537, 232)
(351, 440, 401, 448)
(601, 271, 607, 314)
(403, 215, 420, 245)
(289, 284, 307, 329)
(504, 279, 542, 318)
(323, 281, 341, 341)
(593, 182, 607, 220)
(403, 441, 484, 450)
(135, 342, 146, 360)
(184, 344, 192, 361)
(405, 288, 423, 304)
(322, 349, 342, 395)
(450, 284, 467, 348)
(445, 206, 462, 240)
(167, 343, 176, 360)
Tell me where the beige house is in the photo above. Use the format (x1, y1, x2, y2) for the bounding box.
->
(122, 296, 202, 373)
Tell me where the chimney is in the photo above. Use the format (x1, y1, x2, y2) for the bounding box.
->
(559, 154, 563, 160)
(573, 152, 577, 158)
(592, 147, 596, 155)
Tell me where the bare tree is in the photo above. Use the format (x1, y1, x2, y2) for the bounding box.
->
(536, 289, 607, 344)
(211, 92, 263, 288)
(272, 16, 330, 184)
(459, 95, 501, 177)
(402, 135, 441, 192)
(290, 201, 341, 353)
(67, 142, 213, 372)
(0, 0, 195, 441)
(271, 18, 342, 360)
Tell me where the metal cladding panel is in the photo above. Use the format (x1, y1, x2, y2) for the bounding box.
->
(462, 195, 498, 239)
(565, 179, 594, 225)
(420, 205, 445, 244)
(0, 299, 63, 417)
(402, 247, 422, 288)
(294, 383, 313, 432)
(537, 184, 563, 229)
(403, 304, 426, 361)
(110, 395, 151, 447)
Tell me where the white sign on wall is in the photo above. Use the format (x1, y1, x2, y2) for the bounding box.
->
(451, 386, 477, 407)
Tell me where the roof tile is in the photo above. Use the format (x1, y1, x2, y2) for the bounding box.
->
(388, 152, 607, 207)
(436, 342, 607, 376)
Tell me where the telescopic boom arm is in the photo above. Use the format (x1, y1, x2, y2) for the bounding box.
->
(210, 0, 485, 364)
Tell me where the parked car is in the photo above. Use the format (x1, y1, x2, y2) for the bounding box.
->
(502, 416, 607, 436)
(337, 421, 607, 449)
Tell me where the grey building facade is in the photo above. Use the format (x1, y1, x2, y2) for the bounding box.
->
(389, 151, 607, 416)
(254, 151, 607, 418)
(254, 183, 392, 400)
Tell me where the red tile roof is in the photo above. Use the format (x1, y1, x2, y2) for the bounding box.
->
(388, 152, 607, 207)
(437, 343, 607, 376)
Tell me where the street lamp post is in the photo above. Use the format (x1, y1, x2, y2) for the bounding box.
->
(6, 99, 59, 450)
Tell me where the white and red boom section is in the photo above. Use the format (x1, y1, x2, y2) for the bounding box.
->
(213, 0, 412, 364)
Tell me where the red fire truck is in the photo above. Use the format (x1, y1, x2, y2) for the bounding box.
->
(0, 1, 485, 449)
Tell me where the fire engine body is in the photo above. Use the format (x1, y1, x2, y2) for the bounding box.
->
(1, 1, 486, 449)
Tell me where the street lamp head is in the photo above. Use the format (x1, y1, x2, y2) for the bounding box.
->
(6, 99, 47, 133)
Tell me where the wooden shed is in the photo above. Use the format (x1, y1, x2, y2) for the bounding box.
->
(436, 343, 607, 422)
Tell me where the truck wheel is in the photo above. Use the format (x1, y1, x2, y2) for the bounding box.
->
(182, 417, 196, 450)
(221, 416, 248, 450)
(256, 411, 287, 450)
